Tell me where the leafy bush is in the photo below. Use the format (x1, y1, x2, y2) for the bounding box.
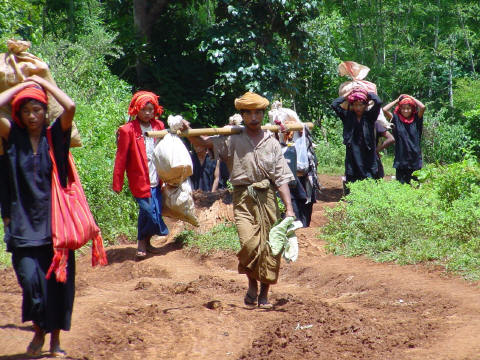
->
(422, 108, 473, 164)
(322, 167, 480, 280)
(414, 154, 480, 207)
(313, 116, 345, 174)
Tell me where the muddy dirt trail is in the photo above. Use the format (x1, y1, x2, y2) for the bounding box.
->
(1, 175, 479, 360)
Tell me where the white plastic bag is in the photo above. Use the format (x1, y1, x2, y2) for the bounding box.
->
(162, 180, 199, 226)
(294, 128, 309, 173)
(283, 220, 302, 263)
(153, 133, 193, 185)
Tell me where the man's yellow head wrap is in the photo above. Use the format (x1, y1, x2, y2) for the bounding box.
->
(234, 92, 269, 110)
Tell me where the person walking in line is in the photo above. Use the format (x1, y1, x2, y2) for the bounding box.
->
(184, 92, 295, 308)
(0, 75, 76, 357)
(383, 94, 425, 184)
(113, 91, 169, 259)
(331, 88, 383, 193)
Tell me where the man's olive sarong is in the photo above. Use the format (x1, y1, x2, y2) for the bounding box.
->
(233, 180, 281, 284)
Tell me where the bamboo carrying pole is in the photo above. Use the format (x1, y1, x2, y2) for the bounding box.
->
(145, 122, 314, 138)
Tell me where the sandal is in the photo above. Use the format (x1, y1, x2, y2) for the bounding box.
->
(244, 292, 257, 306)
(136, 250, 147, 260)
(136, 239, 147, 260)
(146, 244, 163, 254)
(50, 346, 67, 358)
(257, 299, 273, 309)
(26, 338, 44, 357)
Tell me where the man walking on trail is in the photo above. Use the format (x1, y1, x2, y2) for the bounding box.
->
(184, 92, 295, 308)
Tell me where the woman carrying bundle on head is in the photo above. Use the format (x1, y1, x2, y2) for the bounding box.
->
(113, 91, 169, 259)
(0, 75, 75, 357)
(331, 87, 383, 193)
(382, 94, 425, 184)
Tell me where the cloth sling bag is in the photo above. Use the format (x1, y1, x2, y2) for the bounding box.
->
(45, 128, 107, 283)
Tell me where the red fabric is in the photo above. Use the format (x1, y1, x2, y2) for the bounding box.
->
(128, 91, 164, 118)
(394, 96, 417, 124)
(112, 119, 165, 198)
(45, 128, 107, 283)
(347, 88, 368, 104)
(11, 85, 48, 127)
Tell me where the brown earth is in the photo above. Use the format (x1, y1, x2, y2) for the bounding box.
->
(1, 175, 480, 360)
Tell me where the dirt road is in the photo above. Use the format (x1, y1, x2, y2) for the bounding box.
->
(1, 175, 479, 359)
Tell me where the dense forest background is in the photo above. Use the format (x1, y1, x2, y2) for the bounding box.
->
(1, 0, 479, 245)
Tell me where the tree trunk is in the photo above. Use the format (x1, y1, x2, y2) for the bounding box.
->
(133, 0, 170, 84)
(428, 0, 441, 98)
(455, 1, 476, 74)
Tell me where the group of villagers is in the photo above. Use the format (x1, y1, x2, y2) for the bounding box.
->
(0, 73, 424, 357)
(332, 87, 425, 188)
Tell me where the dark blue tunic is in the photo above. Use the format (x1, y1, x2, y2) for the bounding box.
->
(190, 151, 228, 191)
(4, 119, 74, 332)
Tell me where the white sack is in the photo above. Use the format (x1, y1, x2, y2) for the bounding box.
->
(162, 180, 198, 226)
(153, 132, 193, 185)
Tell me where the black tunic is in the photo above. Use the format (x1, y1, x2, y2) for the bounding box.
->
(391, 113, 423, 170)
(190, 151, 218, 191)
(4, 119, 74, 333)
(331, 93, 382, 181)
(4, 120, 70, 251)
(190, 151, 229, 191)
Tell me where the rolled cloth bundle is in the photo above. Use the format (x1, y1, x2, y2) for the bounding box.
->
(234, 91, 269, 110)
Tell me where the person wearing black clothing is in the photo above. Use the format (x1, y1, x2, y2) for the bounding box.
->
(383, 95, 425, 184)
(280, 143, 309, 225)
(0, 76, 76, 357)
(331, 88, 383, 190)
(190, 143, 228, 192)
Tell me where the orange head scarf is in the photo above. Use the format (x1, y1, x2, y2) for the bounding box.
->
(234, 92, 269, 110)
(394, 96, 417, 124)
(128, 91, 164, 119)
(11, 85, 48, 128)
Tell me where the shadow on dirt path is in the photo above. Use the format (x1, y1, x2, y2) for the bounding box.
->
(1, 175, 479, 359)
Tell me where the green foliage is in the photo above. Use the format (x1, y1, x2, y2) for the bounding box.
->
(323, 168, 480, 280)
(175, 222, 240, 253)
(414, 153, 480, 207)
(454, 78, 480, 113)
(31, 16, 137, 243)
(313, 115, 344, 174)
(0, 227, 10, 267)
(421, 108, 474, 164)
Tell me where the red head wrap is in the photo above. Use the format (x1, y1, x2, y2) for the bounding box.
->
(394, 96, 417, 124)
(128, 91, 164, 119)
(11, 85, 48, 128)
(347, 88, 368, 104)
